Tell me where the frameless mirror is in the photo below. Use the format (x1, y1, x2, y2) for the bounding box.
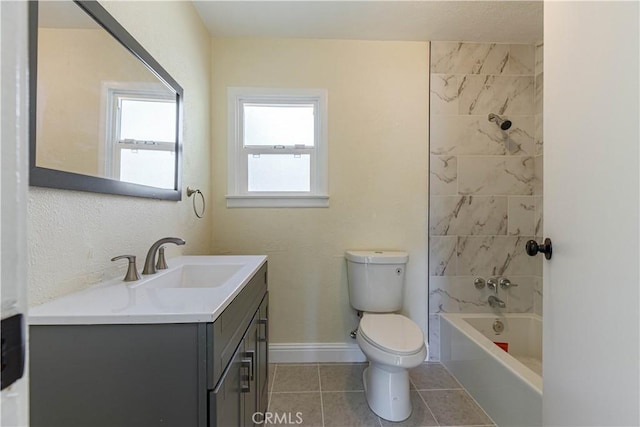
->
(29, 0, 183, 200)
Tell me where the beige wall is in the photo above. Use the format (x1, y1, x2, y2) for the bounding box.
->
(36, 28, 160, 176)
(211, 38, 429, 344)
(28, 1, 212, 305)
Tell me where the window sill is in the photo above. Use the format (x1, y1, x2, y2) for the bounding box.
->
(225, 194, 329, 208)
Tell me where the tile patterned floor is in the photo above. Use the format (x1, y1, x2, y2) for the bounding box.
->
(267, 362, 495, 427)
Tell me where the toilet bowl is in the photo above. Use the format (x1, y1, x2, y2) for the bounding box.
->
(345, 250, 428, 422)
(356, 313, 427, 422)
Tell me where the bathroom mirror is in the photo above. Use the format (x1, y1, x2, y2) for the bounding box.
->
(29, 0, 183, 200)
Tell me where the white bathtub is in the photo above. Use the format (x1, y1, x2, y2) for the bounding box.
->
(440, 313, 542, 427)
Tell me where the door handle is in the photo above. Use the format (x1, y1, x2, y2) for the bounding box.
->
(258, 317, 268, 342)
(526, 238, 553, 260)
(240, 358, 252, 393)
(245, 350, 255, 381)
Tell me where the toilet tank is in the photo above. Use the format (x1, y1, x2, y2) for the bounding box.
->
(345, 250, 409, 312)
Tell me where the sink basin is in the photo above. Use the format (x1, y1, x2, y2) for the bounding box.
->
(142, 263, 245, 289)
(179, 264, 244, 288)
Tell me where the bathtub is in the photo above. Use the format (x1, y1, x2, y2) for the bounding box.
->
(440, 313, 542, 427)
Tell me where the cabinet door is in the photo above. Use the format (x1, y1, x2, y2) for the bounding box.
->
(257, 294, 269, 414)
(243, 319, 259, 427)
(210, 342, 244, 427)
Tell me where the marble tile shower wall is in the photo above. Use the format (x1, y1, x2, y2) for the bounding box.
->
(428, 42, 544, 360)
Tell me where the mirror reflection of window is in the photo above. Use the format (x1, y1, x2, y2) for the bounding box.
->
(104, 87, 176, 189)
(35, 0, 180, 194)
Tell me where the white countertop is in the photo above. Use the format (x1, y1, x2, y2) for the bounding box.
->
(29, 255, 267, 325)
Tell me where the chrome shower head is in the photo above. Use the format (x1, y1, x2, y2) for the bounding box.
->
(488, 113, 512, 130)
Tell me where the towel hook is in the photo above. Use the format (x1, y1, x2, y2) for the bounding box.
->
(186, 187, 205, 219)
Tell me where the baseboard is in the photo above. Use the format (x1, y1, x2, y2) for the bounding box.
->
(269, 342, 367, 363)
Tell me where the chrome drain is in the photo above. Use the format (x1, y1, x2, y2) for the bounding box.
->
(493, 319, 505, 334)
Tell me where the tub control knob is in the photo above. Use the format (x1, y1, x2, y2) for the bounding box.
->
(493, 319, 505, 333)
(474, 278, 486, 289)
(499, 278, 518, 289)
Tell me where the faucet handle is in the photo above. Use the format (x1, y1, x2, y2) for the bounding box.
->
(156, 247, 168, 270)
(487, 278, 498, 293)
(111, 255, 141, 282)
(499, 278, 518, 289)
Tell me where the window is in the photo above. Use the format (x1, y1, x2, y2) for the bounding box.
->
(227, 87, 328, 208)
(103, 85, 177, 189)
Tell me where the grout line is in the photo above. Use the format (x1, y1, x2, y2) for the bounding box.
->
(416, 388, 441, 427)
(317, 362, 367, 366)
(408, 371, 417, 390)
(269, 364, 277, 394)
(270, 391, 322, 394)
(438, 363, 464, 389)
(317, 364, 325, 427)
(432, 363, 497, 425)
(461, 390, 497, 426)
(267, 364, 277, 410)
(274, 362, 321, 366)
(415, 387, 464, 391)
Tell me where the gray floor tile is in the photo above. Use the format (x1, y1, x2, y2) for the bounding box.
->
(268, 364, 276, 392)
(267, 392, 323, 426)
(272, 364, 320, 392)
(271, 362, 496, 427)
(320, 364, 367, 391)
(379, 391, 438, 427)
(410, 362, 461, 390)
(420, 389, 494, 426)
(322, 391, 381, 427)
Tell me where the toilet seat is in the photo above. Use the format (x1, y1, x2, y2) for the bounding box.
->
(359, 313, 424, 356)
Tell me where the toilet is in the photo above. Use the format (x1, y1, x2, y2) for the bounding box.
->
(345, 250, 428, 422)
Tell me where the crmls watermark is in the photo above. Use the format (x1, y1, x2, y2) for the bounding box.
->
(252, 411, 304, 425)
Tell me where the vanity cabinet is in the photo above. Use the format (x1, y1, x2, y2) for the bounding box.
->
(30, 264, 268, 427)
(210, 295, 269, 427)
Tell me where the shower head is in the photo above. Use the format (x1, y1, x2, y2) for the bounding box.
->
(488, 113, 512, 130)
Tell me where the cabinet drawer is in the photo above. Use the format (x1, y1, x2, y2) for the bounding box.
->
(208, 264, 267, 389)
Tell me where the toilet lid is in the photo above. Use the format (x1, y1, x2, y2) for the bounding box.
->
(359, 314, 424, 355)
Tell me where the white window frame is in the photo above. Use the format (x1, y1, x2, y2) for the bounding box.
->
(100, 82, 176, 183)
(226, 87, 329, 208)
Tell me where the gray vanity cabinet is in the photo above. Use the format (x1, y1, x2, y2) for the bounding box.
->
(210, 294, 268, 427)
(30, 264, 268, 427)
(257, 296, 269, 416)
(210, 338, 244, 426)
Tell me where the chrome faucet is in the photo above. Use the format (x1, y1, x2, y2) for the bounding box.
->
(488, 295, 506, 309)
(142, 237, 186, 275)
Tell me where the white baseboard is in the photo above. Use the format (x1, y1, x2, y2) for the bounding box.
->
(269, 342, 367, 363)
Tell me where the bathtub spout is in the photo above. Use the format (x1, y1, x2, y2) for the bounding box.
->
(488, 295, 506, 309)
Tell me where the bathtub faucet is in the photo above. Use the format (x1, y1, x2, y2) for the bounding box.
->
(488, 295, 506, 309)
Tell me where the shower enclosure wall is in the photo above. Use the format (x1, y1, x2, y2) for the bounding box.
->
(428, 41, 544, 360)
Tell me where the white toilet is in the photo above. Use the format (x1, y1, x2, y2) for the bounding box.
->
(345, 250, 428, 422)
